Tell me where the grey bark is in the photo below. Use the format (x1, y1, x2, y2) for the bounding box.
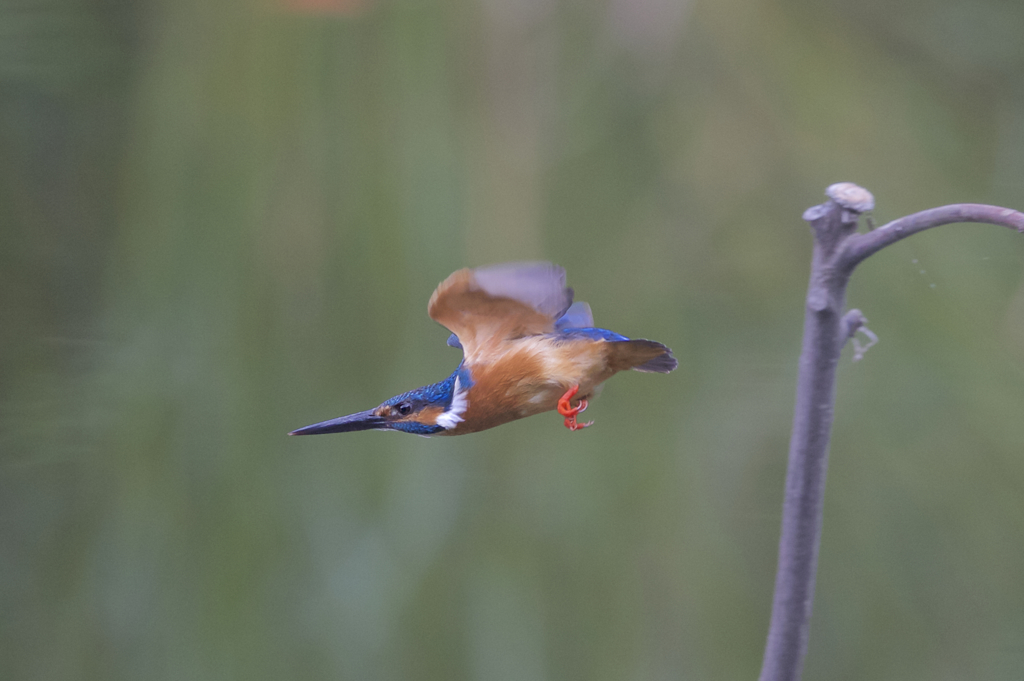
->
(757, 185, 1024, 681)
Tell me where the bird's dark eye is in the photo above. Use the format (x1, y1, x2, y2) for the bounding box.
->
(397, 402, 413, 416)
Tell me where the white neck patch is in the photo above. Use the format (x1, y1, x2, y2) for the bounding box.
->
(436, 376, 469, 430)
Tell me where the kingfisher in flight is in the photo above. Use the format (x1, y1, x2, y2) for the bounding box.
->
(289, 262, 676, 437)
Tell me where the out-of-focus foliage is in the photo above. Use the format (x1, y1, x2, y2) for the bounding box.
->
(2, 0, 1023, 679)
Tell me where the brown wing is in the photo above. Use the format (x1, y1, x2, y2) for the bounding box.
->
(428, 262, 574, 363)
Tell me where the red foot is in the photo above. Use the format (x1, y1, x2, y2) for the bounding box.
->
(557, 385, 593, 431)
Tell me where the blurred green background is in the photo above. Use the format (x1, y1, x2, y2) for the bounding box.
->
(2, 0, 1023, 679)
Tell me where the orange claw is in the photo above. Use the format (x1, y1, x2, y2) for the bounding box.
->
(557, 385, 593, 431)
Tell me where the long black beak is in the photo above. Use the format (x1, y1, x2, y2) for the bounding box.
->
(289, 409, 386, 436)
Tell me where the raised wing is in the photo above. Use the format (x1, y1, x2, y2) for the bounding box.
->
(428, 262, 573, 363)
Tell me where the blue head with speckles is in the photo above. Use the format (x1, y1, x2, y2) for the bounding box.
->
(289, 364, 473, 437)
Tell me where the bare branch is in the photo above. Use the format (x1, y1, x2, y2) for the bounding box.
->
(759, 199, 851, 681)
(757, 186, 1022, 681)
(840, 204, 1024, 271)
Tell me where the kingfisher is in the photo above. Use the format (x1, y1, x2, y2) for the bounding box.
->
(289, 262, 677, 437)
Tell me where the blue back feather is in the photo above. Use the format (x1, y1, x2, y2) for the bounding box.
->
(555, 327, 630, 342)
(554, 301, 594, 331)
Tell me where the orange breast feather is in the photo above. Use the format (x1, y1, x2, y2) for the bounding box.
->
(444, 336, 614, 435)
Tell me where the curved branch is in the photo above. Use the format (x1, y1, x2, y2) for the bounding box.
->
(839, 204, 1024, 271)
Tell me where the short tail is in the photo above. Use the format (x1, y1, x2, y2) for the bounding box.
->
(607, 339, 678, 374)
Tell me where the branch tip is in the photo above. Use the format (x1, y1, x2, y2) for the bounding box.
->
(826, 183, 875, 213)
